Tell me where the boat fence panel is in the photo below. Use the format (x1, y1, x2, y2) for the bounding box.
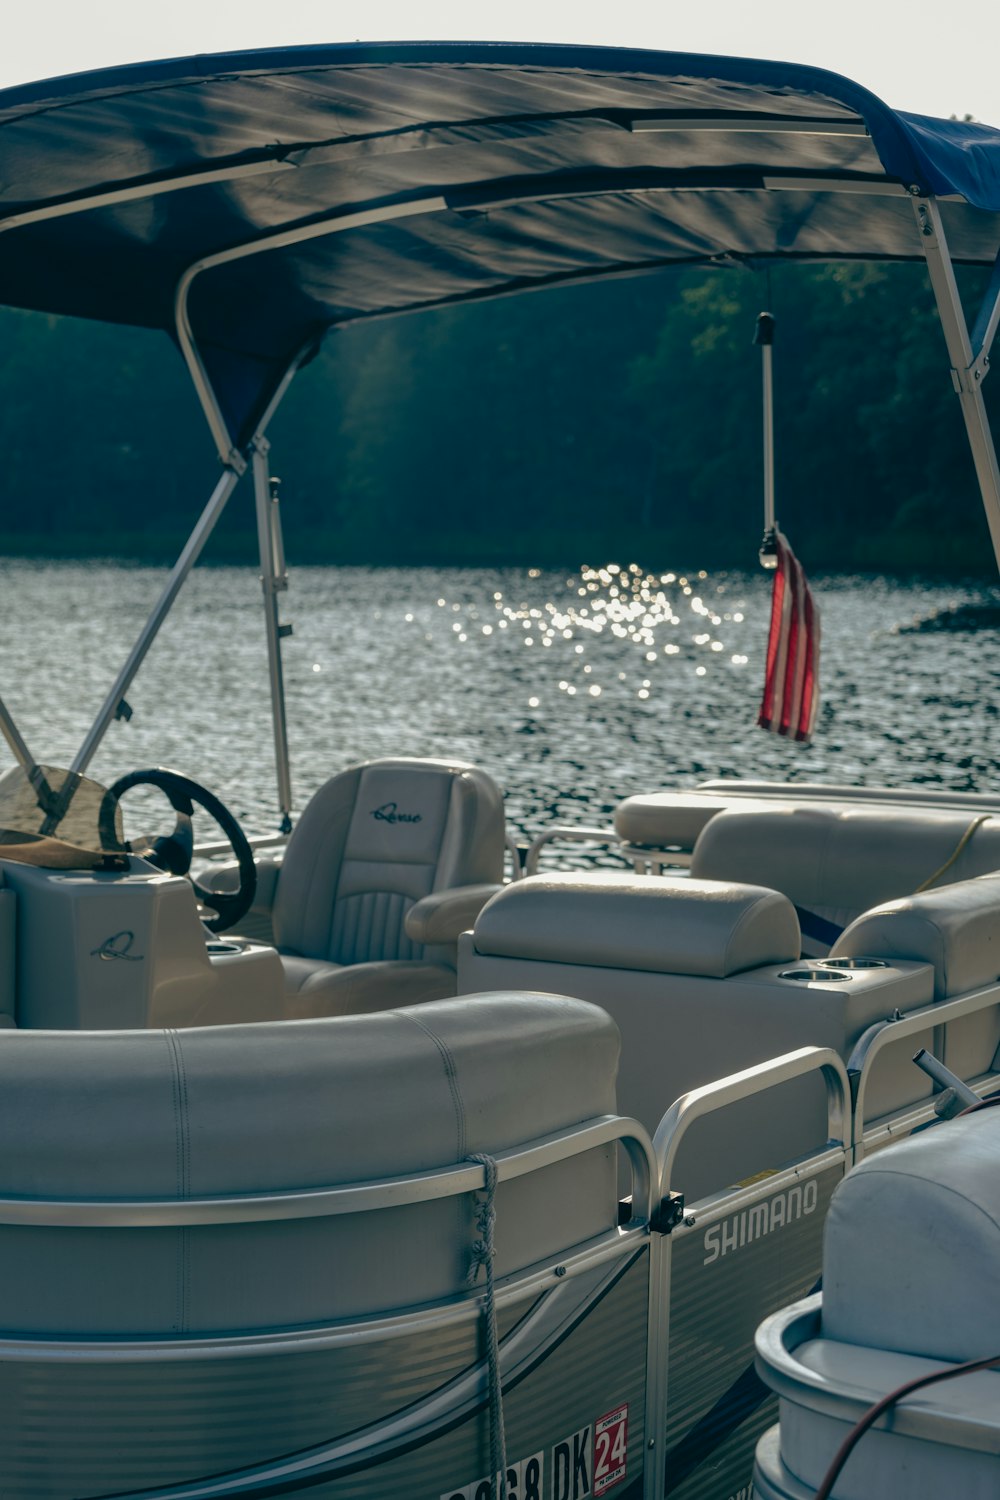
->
(0, 1242, 652, 1500)
(648, 1048, 851, 1500)
(0, 1117, 656, 1500)
(851, 983, 1000, 1163)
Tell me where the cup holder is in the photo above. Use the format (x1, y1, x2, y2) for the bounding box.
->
(206, 940, 243, 956)
(779, 967, 851, 983)
(819, 957, 889, 970)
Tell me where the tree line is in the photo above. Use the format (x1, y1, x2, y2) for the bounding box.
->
(1, 258, 997, 574)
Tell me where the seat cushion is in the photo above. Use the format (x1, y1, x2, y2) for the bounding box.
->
(0, 994, 619, 1333)
(692, 805, 1000, 939)
(614, 791, 777, 849)
(823, 1109, 1000, 1362)
(282, 958, 458, 1018)
(471, 872, 800, 977)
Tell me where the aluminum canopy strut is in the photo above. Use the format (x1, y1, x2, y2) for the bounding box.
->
(913, 194, 1000, 575)
(70, 465, 242, 777)
(0, 694, 57, 816)
(252, 437, 293, 834)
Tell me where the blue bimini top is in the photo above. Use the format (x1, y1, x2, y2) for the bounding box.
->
(2, 41, 999, 448)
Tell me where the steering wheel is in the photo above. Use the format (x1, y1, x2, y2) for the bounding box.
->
(107, 768, 257, 934)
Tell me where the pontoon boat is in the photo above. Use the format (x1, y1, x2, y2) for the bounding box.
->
(2, 42, 1000, 1500)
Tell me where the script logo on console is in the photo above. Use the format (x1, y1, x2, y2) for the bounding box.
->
(91, 930, 144, 962)
(371, 802, 423, 825)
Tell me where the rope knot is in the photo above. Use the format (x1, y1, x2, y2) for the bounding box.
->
(466, 1153, 498, 1286)
(465, 1152, 507, 1500)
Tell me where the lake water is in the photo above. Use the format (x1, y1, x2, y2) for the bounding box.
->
(1, 559, 999, 848)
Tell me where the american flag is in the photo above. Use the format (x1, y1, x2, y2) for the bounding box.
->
(758, 530, 821, 742)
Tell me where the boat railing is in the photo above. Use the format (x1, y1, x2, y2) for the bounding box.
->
(193, 830, 289, 859)
(849, 983, 1000, 1163)
(522, 824, 625, 876)
(0, 1111, 656, 1231)
(644, 1045, 853, 1500)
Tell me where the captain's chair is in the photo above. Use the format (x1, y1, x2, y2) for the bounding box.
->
(230, 758, 506, 1018)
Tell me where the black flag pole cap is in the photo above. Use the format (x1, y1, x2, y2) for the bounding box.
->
(754, 311, 776, 345)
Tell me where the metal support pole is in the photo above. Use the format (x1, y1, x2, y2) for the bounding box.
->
(252, 437, 293, 833)
(970, 247, 1000, 372)
(70, 465, 242, 775)
(0, 693, 58, 815)
(912, 195, 1000, 577)
(754, 311, 778, 566)
(760, 333, 775, 532)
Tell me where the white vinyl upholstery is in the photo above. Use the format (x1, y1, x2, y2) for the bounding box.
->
(459, 874, 935, 1197)
(271, 758, 505, 1016)
(280, 955, 461, 1016)
(822, 1109, 1000, 1362)
(471, 872, 800, 977)
(834, 873, 1000, 1001)
(691, 805, 1000, 949)
(614, 790, 777, 850)
(0, 994, 620, 1336)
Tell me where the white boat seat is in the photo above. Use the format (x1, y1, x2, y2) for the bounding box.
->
(458, 872, 934, 1195)
(754, 1111, 1000, 1500)
(822, 1108, 1000, 1363)
(279, 954, 461, 1016)
(213, 758, 506, 1018)
(834, 871, 1000, 1001)
(614, 789, 780, 852)
(613, 781, 1000, 855)
(0, 993, 620, 1337)
(691, 804, 1000, 954)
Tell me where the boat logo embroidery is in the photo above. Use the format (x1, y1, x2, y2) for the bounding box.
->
(91, 930, 144, 962)
(371, 802, 422, 825)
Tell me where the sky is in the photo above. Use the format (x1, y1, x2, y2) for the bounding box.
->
(3, 0, 1000, 127)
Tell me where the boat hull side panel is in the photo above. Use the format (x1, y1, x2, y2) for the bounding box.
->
(0, 1247, 649, 1499)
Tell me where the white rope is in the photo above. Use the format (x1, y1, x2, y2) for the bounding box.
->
(467, 1152, 508, 1500)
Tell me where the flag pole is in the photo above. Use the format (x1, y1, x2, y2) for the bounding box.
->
(754, 310, 778, 568)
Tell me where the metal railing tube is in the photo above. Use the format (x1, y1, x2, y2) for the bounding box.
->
(850, 984, 1000, 1159)
(652, 1045, 851, 1202)
(252, 438, 293, 833)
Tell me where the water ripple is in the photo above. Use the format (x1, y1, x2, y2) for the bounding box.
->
(1, 560, 997, 844)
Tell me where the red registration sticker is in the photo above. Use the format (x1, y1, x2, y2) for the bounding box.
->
(592, 1403, 628, 1496)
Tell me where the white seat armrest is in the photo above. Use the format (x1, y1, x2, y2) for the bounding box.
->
(469, 872, 800, 977)
(405, 884, 504, 945)
(834, 872, 1000, 1000)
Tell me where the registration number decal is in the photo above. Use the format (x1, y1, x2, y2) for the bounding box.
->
(442, 1451, 544, 1500)
(442, 1402, 628, 1500)
(593, 1405, 628, 1496)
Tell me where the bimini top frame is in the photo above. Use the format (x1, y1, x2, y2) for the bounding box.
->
(2, 43, 1000, 821)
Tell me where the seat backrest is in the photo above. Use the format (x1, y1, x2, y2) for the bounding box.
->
(691, 805, 1000, 947)
(272, 758, 505, 963)
(0, 994, 619, 1336)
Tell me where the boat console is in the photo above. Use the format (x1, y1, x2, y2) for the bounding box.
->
(0, 856, 284, 1030)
